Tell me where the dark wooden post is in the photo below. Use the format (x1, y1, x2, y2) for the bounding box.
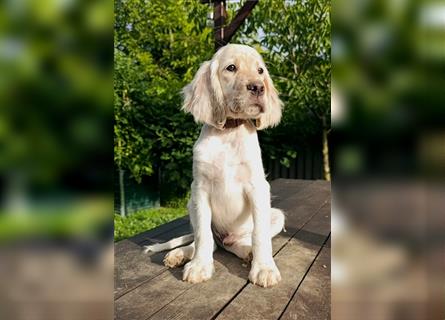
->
(213, 1, 227, 51)
(201, 0, 259, 52)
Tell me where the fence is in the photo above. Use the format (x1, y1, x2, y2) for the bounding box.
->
(264, 147, 323, 180)
(114, 147, 324, 215)
(114, 169, 160, 216)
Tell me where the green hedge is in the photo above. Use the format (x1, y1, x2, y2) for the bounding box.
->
(114, 207, 187, 242)
(114, 0, 330, 202)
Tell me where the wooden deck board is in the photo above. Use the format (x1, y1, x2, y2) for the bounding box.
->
(114, 179, 311, 302)
(114, 222, 192, 299)
(114, 179, 331, 320)
(280, 244, 331, 320)
(129, 216, 190, 246)
(215, 200, 330, 320)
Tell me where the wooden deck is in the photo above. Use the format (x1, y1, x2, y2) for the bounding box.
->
(115, 179, 331, 320)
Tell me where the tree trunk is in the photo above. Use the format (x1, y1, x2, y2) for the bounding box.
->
(322, 128, 331, 181)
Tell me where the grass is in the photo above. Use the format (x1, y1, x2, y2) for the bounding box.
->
(0, 197, 111, 243)
(114, 206, 187, 242)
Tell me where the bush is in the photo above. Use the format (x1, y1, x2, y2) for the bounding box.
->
(114, 0, 331, 199)
(114, 206, 187, 242)
(114, 0, 212, 201)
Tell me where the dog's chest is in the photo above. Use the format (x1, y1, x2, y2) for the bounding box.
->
(193, 125, 263, 232)
(194, 127, 260, 183)
(215, 139, 249, 181)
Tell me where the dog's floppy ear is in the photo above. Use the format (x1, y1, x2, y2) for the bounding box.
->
(182, 60, 226, 129)
(255, 69, 283, 130)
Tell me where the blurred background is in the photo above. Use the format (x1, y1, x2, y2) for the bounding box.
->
(1, 0, 444, 319)
(0, 0, 113, 319)
(332, 0, 445, 319)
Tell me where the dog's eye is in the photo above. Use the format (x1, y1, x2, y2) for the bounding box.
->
(258, 67, 264, 74)
(226, 64, 237, 72)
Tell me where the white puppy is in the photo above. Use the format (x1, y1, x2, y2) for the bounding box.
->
(145, 44, 285, 288)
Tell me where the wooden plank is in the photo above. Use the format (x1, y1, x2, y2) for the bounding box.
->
(211, 0, 259, 50)
(289, 159, 296, 179)
(138, 222, 192, 247)
(114, 179, 312, 301)
(304, 149, 312, 179)
(141, 182, 330, 320)
(223, 0, 259, 45)
(118, 249, 249, 320)
(280, 162, 289, 179)
(115, 181, 327, 320)
(214, 200, 330, 320)
(269, 178, 315, 200)
(128, 216, 189, 245)
(116, 267, 193, 320)
(297, 154, 304, 179)
(325, 236, 331, 248)
(276, 181, 329, 235)
(265, 158, 273, 180)
(280, 245, 330, 320)
(114, 223, 192, 299)
(114, 180, 329, 320)
(313, 149, 322, 180)
(213, 0, 227, 50)
(273, 159, 280, 180)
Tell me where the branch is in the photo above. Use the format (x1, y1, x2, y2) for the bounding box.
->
(223, 0, 259, 44)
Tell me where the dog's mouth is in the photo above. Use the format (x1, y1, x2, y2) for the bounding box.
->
(229, 100, 264, 118)
(254, 103, 264, 112)
(246, 103, 264, 116)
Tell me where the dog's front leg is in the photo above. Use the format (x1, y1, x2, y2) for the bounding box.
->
(183, 185, 214, 283)
(248, 180, 281, 287)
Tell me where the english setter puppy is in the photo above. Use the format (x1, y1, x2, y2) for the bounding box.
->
(145, 44, 284, 287)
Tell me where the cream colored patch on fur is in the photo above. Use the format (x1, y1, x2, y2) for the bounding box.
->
(163, 249, 186, 268)
(249, 266, 282, 288)
(235, 162, 251, 184)
(182, 260, 214, 284)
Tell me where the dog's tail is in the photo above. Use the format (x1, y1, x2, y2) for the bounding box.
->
(143, 233, 194, 254)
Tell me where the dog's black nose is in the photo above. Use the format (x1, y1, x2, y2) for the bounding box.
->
(246, 82, 264, 96)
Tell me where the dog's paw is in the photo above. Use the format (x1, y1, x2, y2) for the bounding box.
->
(182, 260, 214, 284)
(163, 249, 187, 268)
(249, 261, 281, 288)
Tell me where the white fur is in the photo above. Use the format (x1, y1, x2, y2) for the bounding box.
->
(143, 234, 194, 253)
(151, 44, 284, 287)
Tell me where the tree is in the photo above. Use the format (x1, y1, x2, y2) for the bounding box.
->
(0, 0, 112, 213)
(114, 0, 332, 208)
(114, 0, 213, 202)
(230, 0, 331, 179)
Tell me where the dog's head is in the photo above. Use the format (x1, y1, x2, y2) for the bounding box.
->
(182, 44, 283, 130)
